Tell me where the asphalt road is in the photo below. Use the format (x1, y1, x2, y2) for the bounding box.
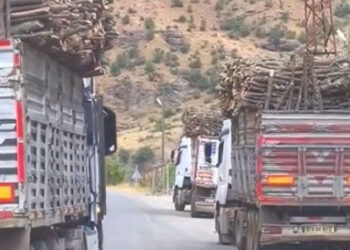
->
(103, 191, 234, 250)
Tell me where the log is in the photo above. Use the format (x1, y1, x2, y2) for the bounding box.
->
(217, 54, 350, 117)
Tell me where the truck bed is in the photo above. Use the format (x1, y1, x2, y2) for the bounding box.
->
(0, 43, 90, 228)
(230, 111, 350, 207)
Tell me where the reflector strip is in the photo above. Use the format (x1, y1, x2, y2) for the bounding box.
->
(266, 175, 295, 187)
(15, 100, 25, 183)
(13, 53, 20, 69)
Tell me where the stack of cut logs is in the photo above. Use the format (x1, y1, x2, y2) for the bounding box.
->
(10, 0, 118, 76)
(182, 107, 223, 137)
(217, 55, 350, 117)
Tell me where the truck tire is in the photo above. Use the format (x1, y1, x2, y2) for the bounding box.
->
(174, 190, 186, 211)
(190, 199, 200, 218)
(247, 210, 261, 250)
(235, 213, 247, 250)
(215, 209, 232, 245)
(175, 200, 186, 211)
(31, 241, 48, 250)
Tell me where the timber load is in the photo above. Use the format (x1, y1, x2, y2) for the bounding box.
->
(8, 0, 118, 76)
(217, 56, 350, 117)
(182, 107, 224, 137)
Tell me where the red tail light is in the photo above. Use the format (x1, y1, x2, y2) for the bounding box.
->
(0, 40, 12, 48)
(15, 100, 25, 183)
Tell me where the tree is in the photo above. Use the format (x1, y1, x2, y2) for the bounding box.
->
(106, 160, 125, 185)
(133, 146, 155, 165)
(118, 148, 131, 165)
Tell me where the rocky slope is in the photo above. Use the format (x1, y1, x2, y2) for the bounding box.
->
(98, 0, 349, 162)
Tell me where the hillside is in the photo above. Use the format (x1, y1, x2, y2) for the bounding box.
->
(98, 0, 350, 170)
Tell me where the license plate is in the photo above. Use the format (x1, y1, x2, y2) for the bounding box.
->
(205, 198, 214, 203)
(302, 225, 335, 235)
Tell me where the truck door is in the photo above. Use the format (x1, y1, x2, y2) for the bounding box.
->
(174, 137, 192, 189)
(215, 120, 232, 205)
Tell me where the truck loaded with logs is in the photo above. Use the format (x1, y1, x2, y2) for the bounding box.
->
(214, 53, 350, 250)
(171, 108, 223, 217)
(0, 0, 117, 249)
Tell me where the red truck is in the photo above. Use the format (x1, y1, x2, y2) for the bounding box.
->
(215, 111, 350, 250)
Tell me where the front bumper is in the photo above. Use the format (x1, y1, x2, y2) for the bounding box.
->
(261, 224, 350, 245)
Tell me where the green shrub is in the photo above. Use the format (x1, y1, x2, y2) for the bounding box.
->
(133, 146, 155, 165)
(134, 56, 146, 66)
(146, 30, 155, 41)
(268, 25, 285, 45)
(164, 53, 180, 68)
(172, 0, 184, 7)
(144, 61, 155, 74)
(189, 54, 202, 68)
(286, 30, 296, 39)
(175, 15, 187, 23)
(144, 18, 156, 30)
(118, 148, 131, 165)
(106, 160, 125, 185)
(158, 82, 174, 96)
(220, 17, 250, 37)
(335, 1, 350, 18)
(152, 48, 164, 63)
(280, 12, 289, 23)
(128, 47, 140, 59)
(182, 69, 211, 90)
(122, 15, 130, 25)
(110, 62, 121, 76)
(180, 43, 191, 54)
(255, 26, 267, 38)
(164, 108, 176, 118)
(215, 0, 225, 11)
(297, 31, 306, 43)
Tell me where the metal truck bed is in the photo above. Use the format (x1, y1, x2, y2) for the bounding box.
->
(0, 42, 90, 228)
(230, 111, 350, 207)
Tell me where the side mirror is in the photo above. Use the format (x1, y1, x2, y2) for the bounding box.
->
(103, 106, 117, 156)
(170, 150, 175, 163)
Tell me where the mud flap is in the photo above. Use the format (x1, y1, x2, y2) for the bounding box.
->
(0, 227, 31, 250)
(85, 227, 99, 250)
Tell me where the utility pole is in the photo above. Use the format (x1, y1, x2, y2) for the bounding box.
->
(157, 93, 169, 195)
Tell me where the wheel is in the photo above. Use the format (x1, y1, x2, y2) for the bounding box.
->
(30, 241, 48, 250)
(235, 212, 247, 250)
(247, 210, 261, 250)
(174, 190, 186, 211)
(190, 198, 200, 218)
(215, 207, 232, 245)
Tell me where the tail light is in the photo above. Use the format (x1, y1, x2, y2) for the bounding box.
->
(16, 100, 25, 183)
(0, 39, 12, 48)
(345, 177, 350, 186)
(0, 183, 15, 203)
(266, 175, 295, 187)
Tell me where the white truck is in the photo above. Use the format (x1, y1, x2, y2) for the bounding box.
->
(0, 39, 116, 250)
(172, 135, 219, 217)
